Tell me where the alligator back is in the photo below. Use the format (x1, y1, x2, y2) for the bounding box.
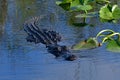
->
(23, 17, 77, 61)
(23, 17, 61, 46)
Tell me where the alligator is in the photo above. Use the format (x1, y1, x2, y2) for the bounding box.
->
(23, 17, 77, 61)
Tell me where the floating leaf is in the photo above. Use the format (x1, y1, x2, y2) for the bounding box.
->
(106, 40, 120, 52)
(112, 5, 120, 19)
(72, 37, 100, 50)
(99, 4, 113, 20)
(99, 4, 120, 22)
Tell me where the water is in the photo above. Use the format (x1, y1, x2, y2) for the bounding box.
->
(1, 0, 120, 80)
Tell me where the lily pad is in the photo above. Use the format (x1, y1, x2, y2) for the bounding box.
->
(72, 37, 100, 50)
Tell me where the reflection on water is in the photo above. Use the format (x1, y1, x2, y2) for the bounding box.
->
(1, 0, 120, 80)
(0, 0, 7, 24)
(0, 0, 7, 39)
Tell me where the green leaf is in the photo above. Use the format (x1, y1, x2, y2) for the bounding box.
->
(116, 38, 120, 46)
(56, 1, 62, 5)
(76, 5, 92, 11)
(99, 5, 113, 20)
(112, 5, 120, 19)
(106, 40, 120, 52)
(71, 0, 80, 7)
(72, 37, 99, 50)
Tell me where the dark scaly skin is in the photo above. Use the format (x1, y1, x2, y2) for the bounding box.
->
(24, 17, 77, 61)
(46, 44, 76, 61)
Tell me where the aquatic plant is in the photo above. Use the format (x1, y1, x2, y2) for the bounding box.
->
(72, 37, 100, 50)
(99, 4, 120, 23)
(56, 0, 94, 22)
(72, 29, 120, 52)
(56, 0, 120, 25)
(56, 0, 120, 51)
(56, 0, 93, 12)
(96, 29, 120, 52)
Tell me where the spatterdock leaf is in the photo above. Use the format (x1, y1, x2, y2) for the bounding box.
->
(106, 40, 120, 52)
(72, 37, 99, 50)
(112, 5, 120, 19)
(99, 5, 113, 20)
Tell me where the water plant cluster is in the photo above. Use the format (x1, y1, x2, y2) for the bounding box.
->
(72, 29, 120, 52)
(56, 0, 120, 52)
(56, 0, 120, 23)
